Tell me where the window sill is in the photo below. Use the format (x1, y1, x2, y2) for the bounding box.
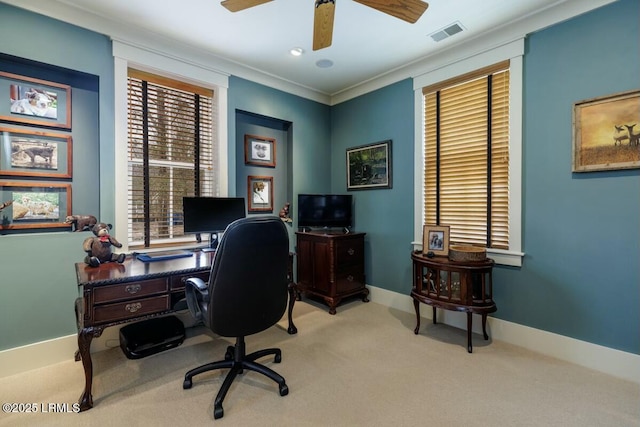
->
(411, 242, 523, 267)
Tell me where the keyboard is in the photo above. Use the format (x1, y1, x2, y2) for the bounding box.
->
(135, 250, 193, 262)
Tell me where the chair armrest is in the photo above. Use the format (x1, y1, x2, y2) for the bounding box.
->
(185, 277, 208, 293)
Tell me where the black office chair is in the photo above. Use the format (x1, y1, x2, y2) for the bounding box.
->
(182, 216, 290, 419)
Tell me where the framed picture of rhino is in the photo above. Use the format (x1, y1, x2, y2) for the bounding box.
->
(0, 71, 72, 130)
(0, 126, 72, 178)
(572, 90, 640, 172)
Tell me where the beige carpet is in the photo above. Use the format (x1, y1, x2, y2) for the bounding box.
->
(1, 300, 638, 426)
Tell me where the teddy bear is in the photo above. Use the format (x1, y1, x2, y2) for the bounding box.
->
(83, 222, 126, 267)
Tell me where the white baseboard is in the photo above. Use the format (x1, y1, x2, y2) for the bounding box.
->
(368, 285, 640, 384)
(2, 287, 639, 384)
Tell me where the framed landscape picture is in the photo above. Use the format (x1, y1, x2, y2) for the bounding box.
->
(347, 140, 392, 190)
(0, 127, 72, 178)
(572, 90, 640, 172)
(0, 71, 72, 130)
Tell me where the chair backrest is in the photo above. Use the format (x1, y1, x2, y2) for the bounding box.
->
(206, 216, 289, 338)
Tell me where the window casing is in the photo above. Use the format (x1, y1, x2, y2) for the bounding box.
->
(127, 69, 217, 249)
(413, 39, 523, 266)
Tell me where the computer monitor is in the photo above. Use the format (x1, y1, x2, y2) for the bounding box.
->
(183, 197, 246, 251)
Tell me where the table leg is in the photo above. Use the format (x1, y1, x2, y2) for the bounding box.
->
(466, 313, 473, 353)
(287, 282, 298, 335)
(482, 313, 489, 340)
(432, 306, 437, 324)
(413, 298, 421, 334)
(76, 326, 103, 411)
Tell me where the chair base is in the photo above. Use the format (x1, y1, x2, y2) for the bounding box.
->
(183, 336, 288, 419)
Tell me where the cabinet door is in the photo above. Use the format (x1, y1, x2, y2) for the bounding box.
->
(312, 241, 331, 293)
(296, 238, 313, 287)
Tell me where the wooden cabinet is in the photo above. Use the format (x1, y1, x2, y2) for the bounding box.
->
(411, 251, 496, 353)
(295, 231, 369, 314)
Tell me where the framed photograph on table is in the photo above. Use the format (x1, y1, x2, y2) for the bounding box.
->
(244, 134, 276, 167)
(346, 139, 392, 190)
(572, 90, 640, 172)
(422, 225, 450, 256)
(247, 175, 273, 212)
(0, 71, 72, 130)
(0, 181, 72, 230)
(0, 126, 72, 178)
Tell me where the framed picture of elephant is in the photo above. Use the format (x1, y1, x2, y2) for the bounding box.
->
(572, 90, 640, 172)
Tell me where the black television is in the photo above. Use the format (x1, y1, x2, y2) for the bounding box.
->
(183, 197, 246, 250)
(297, 194, 353, 231)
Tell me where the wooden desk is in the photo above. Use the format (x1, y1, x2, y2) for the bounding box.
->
(411, 251, 496, 353)
(74, 251, 298, 411)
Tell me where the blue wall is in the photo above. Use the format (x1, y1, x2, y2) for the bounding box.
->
(1, 0, 637, 355)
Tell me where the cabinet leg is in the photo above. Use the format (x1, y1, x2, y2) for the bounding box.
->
(77, 327, 103, 411)
(482, 314, 489, 340)
(412, 298, 421, 334)
(466, 313, 473, 353)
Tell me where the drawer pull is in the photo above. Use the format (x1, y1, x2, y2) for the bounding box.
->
(125, 284, 142, 294)
(347, 275, 354, 282)
(125, 302, 142, 313)
(347, 248, 355, 256)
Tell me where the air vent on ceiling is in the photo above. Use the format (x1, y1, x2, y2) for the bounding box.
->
(430, 22, 464, 42)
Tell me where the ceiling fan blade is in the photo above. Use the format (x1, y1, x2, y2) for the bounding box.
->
(353, 0, 428, 24)
(221, 0, 273, 12)
(313, 0, 336, 51)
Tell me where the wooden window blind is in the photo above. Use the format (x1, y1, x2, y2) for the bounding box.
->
(127, 69, 216, 248)
(423, 62, 510, 250)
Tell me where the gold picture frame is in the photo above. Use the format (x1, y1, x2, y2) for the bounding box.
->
(422, 224, 450, 256)
(572, 90, 640, 172)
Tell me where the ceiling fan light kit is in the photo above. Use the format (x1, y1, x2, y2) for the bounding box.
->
(221, 0, 429, 51)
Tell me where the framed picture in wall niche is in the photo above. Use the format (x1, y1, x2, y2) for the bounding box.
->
(0, 181, 72, 230)
(247, 175, 273, 212)
(572, 90, 640, 172)
(245, 134, 276, 167)
(0, 126, 72, 178)
(0, 71, 72, 130)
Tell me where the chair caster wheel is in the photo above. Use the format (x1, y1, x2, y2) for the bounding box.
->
(214, 404, 223, 419)
(274, 353, 282, 363)
(225, 345, 234, 360)
(183, 378, 192, 389)
(279, 383, 289, 396)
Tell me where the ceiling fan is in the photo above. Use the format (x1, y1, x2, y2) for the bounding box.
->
(220, 0, 429, 51)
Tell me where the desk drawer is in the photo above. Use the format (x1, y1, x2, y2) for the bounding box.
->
(171, 271, 209, 290)
(93, 295, 170, 324)
(93, 278, 169, 304)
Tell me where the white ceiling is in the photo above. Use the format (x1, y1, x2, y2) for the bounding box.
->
(3, 0, 615, 101)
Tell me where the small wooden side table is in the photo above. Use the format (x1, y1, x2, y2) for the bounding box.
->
(410, 251, 496, 353)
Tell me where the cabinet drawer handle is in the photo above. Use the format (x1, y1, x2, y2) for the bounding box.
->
(125, 302, 142, 313)
(347, 248, 355, 256)
(125, 284, 142, 294)
(347, 275, 354, 282)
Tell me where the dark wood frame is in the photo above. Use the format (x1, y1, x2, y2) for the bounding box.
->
(346, 139, 392, 190)
(572, 89, 640, 172)
(0, 126, 72, 178)
(423, 224, 450, 256)
(0, 181, 72, 230)
(0, 71, 72, 130)
(247, 175, 274, 212)
(244, 134, 276, 167)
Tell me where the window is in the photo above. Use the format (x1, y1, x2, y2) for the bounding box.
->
(413, 39, 523, 266)
(127, 69, 217, 249)
(423, 61, 509, 250)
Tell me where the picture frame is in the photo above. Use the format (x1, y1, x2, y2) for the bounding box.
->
(422, 224, 450, 256)
(0, 126, 72, 178)
(247, 175, 273, 212)
(244, 134, 276, 167)
(346, 139, 392, 190)
(572, 90, 640, 172)
(0, 71, 72, 130)
(0, 181, 72, 230)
